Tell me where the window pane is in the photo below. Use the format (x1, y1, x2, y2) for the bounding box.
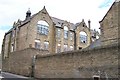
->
(70, 46, 73, 50)
(64, 44, 68, 51)
(80, 31, 87, 43)
(37, 21, 49, 35)
(64, 31, 68, 39)
(64, 26, 68, 39)
(35, 40, 40, 49)
(57, 44, 61, 53)
(44, 42, 49, 50)
(57, 29, 61, 38)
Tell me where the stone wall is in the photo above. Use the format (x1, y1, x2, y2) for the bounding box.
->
(2, 48, 49, 77)
(2, 43, 119, 78)
(34, 43, 119, 78)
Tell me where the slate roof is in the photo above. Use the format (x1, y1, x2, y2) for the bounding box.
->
(51, 17, 75, 31)
(51, 17, 64, 27)
(87, 39, 101, 49)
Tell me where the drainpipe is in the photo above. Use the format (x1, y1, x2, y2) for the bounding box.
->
(74, 31, 77, 50)
(31, 55, 36, 78)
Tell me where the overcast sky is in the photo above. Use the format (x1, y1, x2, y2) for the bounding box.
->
(0, 0, 115, 52)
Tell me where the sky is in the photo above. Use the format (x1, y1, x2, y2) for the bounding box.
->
(0, 0, 115, 53)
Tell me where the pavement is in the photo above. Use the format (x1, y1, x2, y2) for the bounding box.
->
(0, 72, 31, 80)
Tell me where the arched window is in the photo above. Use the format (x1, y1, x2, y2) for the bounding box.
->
(37, 20, 49, 35)
(80, 31, 87, 43)
(64, 26, 68, 39)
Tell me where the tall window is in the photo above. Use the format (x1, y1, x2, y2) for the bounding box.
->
(64, 26, 68, 39)
(44, 41, 49, 50)
(57, 44, 61, 53)
(70, 32, 73, 40)
(70, 46, 73, 51)
(37, 21, 49, 35)
(35, 40, 40, 49)
(56, 28, 61, 38)
(80, 31, 87, 43)
(64, 44, 68, 51)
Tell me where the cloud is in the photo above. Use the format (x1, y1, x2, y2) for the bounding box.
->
(99, 0, 114, 8)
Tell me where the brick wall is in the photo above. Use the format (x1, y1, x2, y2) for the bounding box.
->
(34, 43, 119, 78)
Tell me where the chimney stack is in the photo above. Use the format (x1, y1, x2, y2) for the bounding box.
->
(88, 19, 91, 30)
(26, 8, 31, 20)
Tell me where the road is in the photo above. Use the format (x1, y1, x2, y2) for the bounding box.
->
(0, 72, 31, 80)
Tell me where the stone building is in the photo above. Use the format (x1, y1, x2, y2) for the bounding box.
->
(1, 6, 99, 59)
(99, 0, 120, 46)
(1, 0, 119, 79)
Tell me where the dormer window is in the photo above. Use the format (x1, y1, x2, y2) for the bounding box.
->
(37, 20, 49, 35)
